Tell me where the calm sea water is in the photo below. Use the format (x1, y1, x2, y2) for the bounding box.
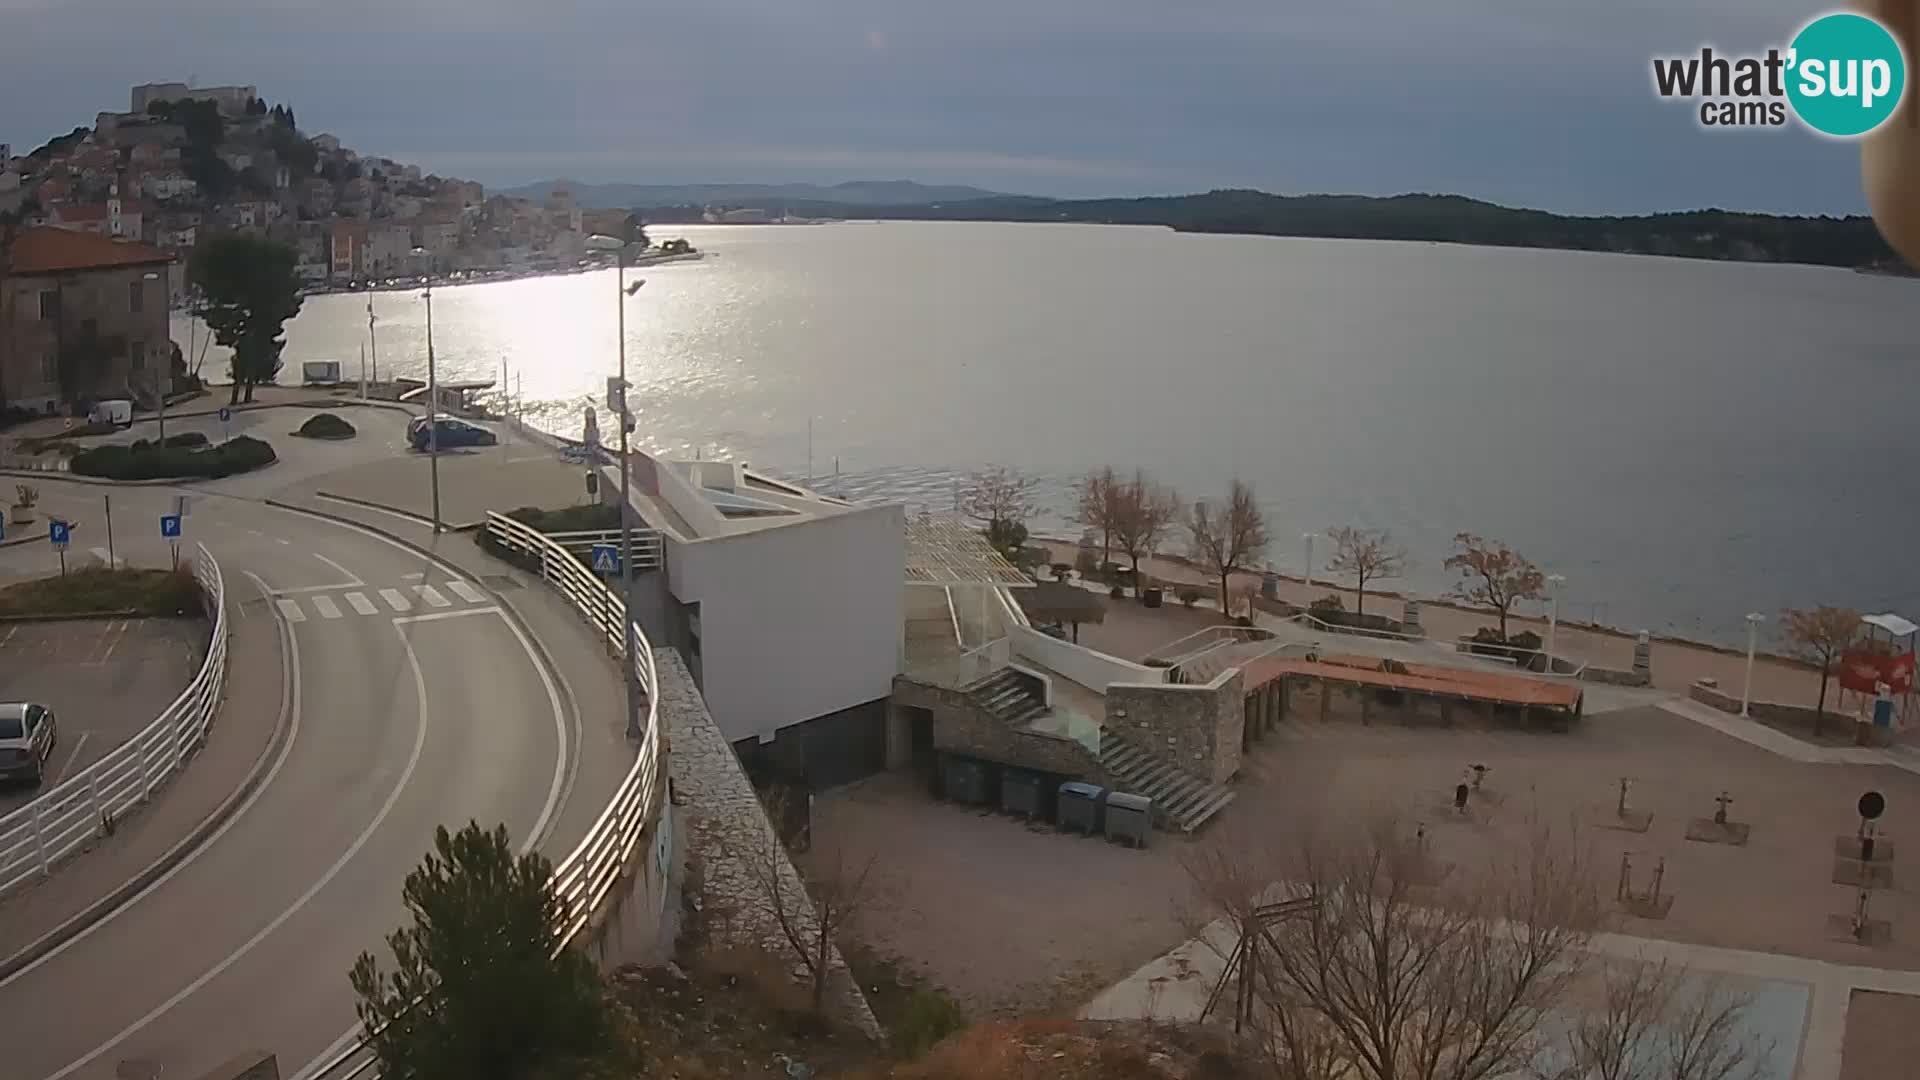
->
(176, 221, 1920, 644)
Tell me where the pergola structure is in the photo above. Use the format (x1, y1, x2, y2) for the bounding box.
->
(904, 517, 1033, 646)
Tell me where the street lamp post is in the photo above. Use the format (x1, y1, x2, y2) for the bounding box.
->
(587, 234, 646, 740)
(1742, 612, 1765, 717)
(1545, 574, 1567, 673)
(1302, 532, 1319, 593)
(419, 280, 440, 533)
(142, 270, 166, 443)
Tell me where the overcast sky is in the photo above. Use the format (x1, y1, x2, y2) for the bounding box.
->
(0, 0, 1874, 214)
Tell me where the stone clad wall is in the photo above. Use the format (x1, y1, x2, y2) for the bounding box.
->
(1106, 671, 1244, 784)
(660, 651, 882, 1040)
(896, 676, 1103, 779)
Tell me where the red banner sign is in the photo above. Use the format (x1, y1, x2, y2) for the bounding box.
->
(1839, 649, 1917, 695)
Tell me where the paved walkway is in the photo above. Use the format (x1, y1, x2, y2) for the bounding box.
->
(1659, 696, 1920, 774)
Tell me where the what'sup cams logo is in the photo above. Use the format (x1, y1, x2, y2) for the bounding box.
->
(1652, 10, 1908, 137)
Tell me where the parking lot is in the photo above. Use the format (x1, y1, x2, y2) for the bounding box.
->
(0, 618, 207, 815)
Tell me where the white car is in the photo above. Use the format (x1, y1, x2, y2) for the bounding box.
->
(0, 702, 58, 786)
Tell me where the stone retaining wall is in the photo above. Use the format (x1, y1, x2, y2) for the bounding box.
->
(660, 651, 882, 1040)
(1687, 678, 1881, 742)
(897, 676, 1103, 779)
(1582, 666, 1650, 687)
(1106, 670, 1244, 784)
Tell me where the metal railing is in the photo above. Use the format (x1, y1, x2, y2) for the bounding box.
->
(0, 543, 226, 897)
(541, 528, 664, 571)
(309, 511, 665, 1080)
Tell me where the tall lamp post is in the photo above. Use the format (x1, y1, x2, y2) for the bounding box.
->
(417, 266, 440, 533)
(1545, 574, 1566, 674)
(1741, 612, 1765, 717)
(142, 270, 166, 442)
(586, 234, 645, 740)
(1302, 532, 1319, 593)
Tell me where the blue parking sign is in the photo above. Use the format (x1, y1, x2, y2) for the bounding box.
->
(217, 407, 232, 423)
(48, 520, 69, 548)
(160, 514, 182, 539)
(590, 544, 620, 574)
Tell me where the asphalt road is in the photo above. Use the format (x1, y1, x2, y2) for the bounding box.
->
(0, 480, 610, 1080)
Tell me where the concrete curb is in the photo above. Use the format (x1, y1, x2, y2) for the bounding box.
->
(0, 584, 292, 983)
(311, 491, 483, 533)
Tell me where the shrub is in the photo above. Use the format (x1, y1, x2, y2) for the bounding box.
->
(295, 412, 357, 439)
(163, 432, 209, 448)
(1177, 586, 1201, 607)
(1073, 547, 1098, 577)
(13, 484, 38, 508)
(1309, 594, 1346, 613)
(1050, 562, 1072, 581)
(894, 989, 968, 1058)
(72, 435, 277, 480)
(1109, 584, 1125, 599)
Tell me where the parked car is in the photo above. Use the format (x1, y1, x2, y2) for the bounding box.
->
(0, 702, 58, 785)
(409, 417, 497, 451)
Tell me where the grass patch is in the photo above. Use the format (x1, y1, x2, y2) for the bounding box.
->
(72, 435, 276, 481)
(295, 413, 357, 439)
(0, 566, 204, 617)
(843, 944, 968, 1058)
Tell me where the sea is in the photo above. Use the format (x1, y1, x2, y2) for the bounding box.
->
(173, 221, 1920, 646)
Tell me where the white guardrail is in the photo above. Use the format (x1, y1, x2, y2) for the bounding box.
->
(311, 511, 664, 1080)
(0, 543, 227, 897)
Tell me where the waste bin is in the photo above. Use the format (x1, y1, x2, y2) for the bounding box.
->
(1142, 587, 1163, 608)
(1262, 570, 1279, 600)
(1057, 781, 1106, 835)
(1001, 768, 1043, 819)
(941, 755, 990, 806)
(1104, 792, 1153, 848)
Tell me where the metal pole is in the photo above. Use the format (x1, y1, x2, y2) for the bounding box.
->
(1741, 613, 1763, 717)
(1302, 532, 1317, 592)
(104, 494, 114, 567)
(618, 248, 640, 740)
(425, 288, 440, 533)
(367, 291, 379, 391)
(1546, 573, 1565, 673)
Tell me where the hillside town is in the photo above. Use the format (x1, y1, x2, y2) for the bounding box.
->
(0, 81, 642, 416)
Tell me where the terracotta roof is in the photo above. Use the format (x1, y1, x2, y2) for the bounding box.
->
(7, 225, 174, 274)
(1241, 651, 1582, 710)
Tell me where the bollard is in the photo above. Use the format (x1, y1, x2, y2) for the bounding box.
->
(1632, 631, 1652, 680)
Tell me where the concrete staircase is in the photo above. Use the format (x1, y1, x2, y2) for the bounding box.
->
(1098, 730, 1236, 832)
(1172, 639, 1280, 685)
(966, 668, 1050, 727)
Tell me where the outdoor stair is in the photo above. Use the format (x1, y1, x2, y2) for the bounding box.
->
(1174, 639, 1280, 685)
(965, 668, 1051, 727)
(1098, 730, 1236, 832)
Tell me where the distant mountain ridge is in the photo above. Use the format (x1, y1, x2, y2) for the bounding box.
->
(500, 178, 1012, 208)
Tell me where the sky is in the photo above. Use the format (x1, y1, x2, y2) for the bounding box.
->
(0, 0, 1880, 215)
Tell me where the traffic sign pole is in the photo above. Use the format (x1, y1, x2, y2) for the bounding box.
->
(104, 495, 115, 570)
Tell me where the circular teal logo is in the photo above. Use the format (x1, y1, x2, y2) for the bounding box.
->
(1786, 12, 1907, 137)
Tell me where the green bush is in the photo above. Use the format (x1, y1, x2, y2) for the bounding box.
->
(295, 412, 357, 439)
(164, 432, 210, 448)
(1309, 594, 1346, 613)
(893, 989, 967, 1058)
(72, 435, 277, 480)
(1177, 586, 1201, 607)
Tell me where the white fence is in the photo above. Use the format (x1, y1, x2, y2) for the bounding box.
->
(311, 511, 666, 1080)
(0, 543, 227, 897)
(542, 527, 664, 572)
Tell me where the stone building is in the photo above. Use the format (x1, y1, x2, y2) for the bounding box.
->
(0, 226, 175, 413)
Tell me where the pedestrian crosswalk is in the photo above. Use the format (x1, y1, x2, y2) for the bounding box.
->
(270, 580, 492, 624)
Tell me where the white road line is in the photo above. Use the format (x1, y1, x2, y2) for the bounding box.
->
(49, 731, 90, 788)
(402, 571, 425, 581)
(88, 546, 122, 568)
(0, 568, 301, 988)
(275, 598, 306, 623)
(413, 584, 451, 608)
(311, 551, 363, 586)
(344, 591, 377, 616)
(275, 537, 290, 545)
(378, 588, 411, 612)
(43, 615, 429, 1080)
(391, 607, 502, 625)
(446, 580, 486, 604)
(311, 595, 342, 620)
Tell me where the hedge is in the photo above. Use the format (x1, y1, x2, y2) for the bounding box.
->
(295, 413, 357, 439)
(72, 435, 277, 480)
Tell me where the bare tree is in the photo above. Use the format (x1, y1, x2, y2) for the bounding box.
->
(1444, 532, 1546, 641)
(1073, 466, 1121, 568)
(733, 792, 891, 1013)
(1190, 480, 1268, 619)
(1779, 606, 1861, 736)
(962, 464, 1037, 561)
(1324, 526, 1407, 616)
(1539, 956, 1771, 1080)
(1111, 470, 1181, 592)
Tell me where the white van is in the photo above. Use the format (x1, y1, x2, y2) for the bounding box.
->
(88, 400, 133, 428)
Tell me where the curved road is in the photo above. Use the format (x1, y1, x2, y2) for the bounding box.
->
(0, 481, 617, 1080)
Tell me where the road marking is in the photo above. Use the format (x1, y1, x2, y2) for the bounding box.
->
(312, 551, 363, 586)
(275, 598, 306, 623)
(414, 584, 451, 608)
(311, 594, 342, 620)
(402, 571, 424, 581)
(42, 613, 429, 1080)
(391, 606, 502, 625)
(275, 537, 290, 545)
(344, 591, 377, 616)
(0, 568, 302, 989)
(378, 588, 410, 612)
(88, 546, 123, 568)
(446, 579, 486, 604)
(48, 731, 90, 788)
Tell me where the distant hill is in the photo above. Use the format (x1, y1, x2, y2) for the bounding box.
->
(500, 178, 1013, 209)
(635, 188, 1906, 272)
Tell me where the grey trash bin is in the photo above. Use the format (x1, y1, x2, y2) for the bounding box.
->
(1104, 791, 1153, 848)
(1057, 781, 1106, 835)
(940, 755, 990, 805)
(1002, 769, 1043, 819)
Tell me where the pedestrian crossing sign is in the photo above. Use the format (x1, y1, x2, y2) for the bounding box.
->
(591, 544, 620, 574)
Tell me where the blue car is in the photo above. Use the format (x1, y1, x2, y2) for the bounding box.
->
(409, 417, 497, 451)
